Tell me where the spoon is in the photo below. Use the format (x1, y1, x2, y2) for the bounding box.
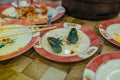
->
(47, 12, 53, 26)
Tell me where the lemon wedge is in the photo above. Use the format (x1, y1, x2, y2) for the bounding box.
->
(114, 33, 120, 42)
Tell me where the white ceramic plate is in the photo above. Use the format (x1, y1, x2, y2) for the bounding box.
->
(82, 52, 120, 80)
(0, 24, 32, 56)
(95, 59, 120, 80)
(0, 1, 65, 24)
(99, 20, 120, 47)
(106, 23, 120, 42)
(34, 22, 100, 62)
(41, 28, 90, 56)
(0, 20, 38, 61)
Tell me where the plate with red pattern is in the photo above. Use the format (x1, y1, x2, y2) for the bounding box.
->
(0, 20, 38, 61)
(99, 20, 120, 47)
(82, 52, 120, 80)
(0, 1, 65, 24)
(34, 22, 100, 62)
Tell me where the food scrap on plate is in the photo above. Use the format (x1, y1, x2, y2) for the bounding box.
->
(15, 4, 48, 22)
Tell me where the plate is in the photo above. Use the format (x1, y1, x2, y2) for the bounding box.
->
(99, 20, 120, 47)
(0, 20, 38, 61)
(0, 1, 65, 24)
(82, 52, 120, 80)
(34, 22, 100, 62)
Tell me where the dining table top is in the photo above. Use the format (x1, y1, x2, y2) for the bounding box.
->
(0, 0, 120, 80)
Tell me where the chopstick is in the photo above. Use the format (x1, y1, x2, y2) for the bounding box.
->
(0, 26, 57, 39)
(0, 25, 47, 30)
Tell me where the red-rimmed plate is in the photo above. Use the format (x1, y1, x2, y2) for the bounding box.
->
(99, 20, 120, 47)
(82, 52, 120, 80)
(34, 22, 100, 62)
(0, 20, 38, 61)
(0, 1, 65, 24)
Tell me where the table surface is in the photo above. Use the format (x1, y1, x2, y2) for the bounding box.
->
(0, 0, 120, 80)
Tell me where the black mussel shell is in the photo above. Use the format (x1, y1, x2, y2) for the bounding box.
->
(47, 37, 62, 53)
(67, 28, 78, 44)
(47, 37, 57, 43)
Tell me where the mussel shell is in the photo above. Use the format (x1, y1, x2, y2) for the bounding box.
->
(47, 37, 62, 53)
(67, 28, 78, 44)
(47, 37, 56, 43)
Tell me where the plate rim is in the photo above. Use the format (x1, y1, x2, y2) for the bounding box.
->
(0, 20, 38, 61)
(99, 19, 120, 47)
(34, 22, 100, 62)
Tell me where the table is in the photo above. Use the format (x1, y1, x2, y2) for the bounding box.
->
(0, 0, 120, 80)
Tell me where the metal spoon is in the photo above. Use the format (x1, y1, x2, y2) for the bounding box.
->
(47, 12, 53, 26)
